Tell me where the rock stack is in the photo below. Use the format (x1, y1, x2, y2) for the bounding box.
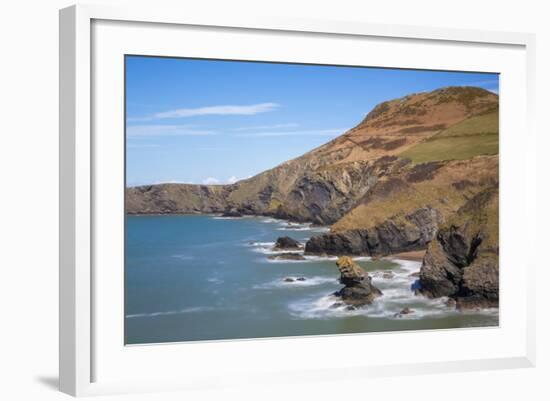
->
(273, 236, 303, 251)
(335, 256, 382, 306)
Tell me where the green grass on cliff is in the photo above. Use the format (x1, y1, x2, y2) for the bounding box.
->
(399, 134, 498, 164)
(399, 111, 499, 163)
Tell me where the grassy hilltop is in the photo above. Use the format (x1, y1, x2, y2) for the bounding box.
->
(400, 110, 498, 163)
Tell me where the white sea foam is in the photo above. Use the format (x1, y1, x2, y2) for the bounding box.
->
(392, 259, 422, 273)
(370, 259, 421, 285)
(276, 226, 311, 231)
(275, 221, 331, 233)
(288, 294, 358, 319)
(247, 241, 303, 255)
(259, 217, 285, 224)
(263, 254, 373, 264)
(171, 254, 195, 261)
(256, 216, 331, 233)
(254, 276, 338, 290)
(212, 214, 256, 220)
(207, 277, 224, 284)
(303, 254, 338, 262)
(276, 221, 311, 231)
(264, 257, 308, 264)
(288, 291, 456, 320)
(248, 241, 275, 247)
(126, 306, 216, 319)
(262, 255, 329, 264)
(287, 258, 496, 321)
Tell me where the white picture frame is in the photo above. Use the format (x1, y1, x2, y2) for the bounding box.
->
(59, 3, 536, 397)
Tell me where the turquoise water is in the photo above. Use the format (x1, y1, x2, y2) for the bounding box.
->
(125, 215, 498, 344)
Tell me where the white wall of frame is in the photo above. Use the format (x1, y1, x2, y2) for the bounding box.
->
(1, 1, 549, 400)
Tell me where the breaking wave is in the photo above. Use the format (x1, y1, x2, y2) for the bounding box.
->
(246, 241, 303, 255)
(126, 306, 217, 319)
(246, 241, 373, 263)
(171, 253, 195, 261)
(288, 259, 498, 321)
(253, 276, 338, 289)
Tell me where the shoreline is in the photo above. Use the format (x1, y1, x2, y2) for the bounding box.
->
(126, 212, 330, 229)
(127, 213, 427, 262)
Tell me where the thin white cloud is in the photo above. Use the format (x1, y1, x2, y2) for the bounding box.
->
(203, 176, 252, 185)
(129, 102, 280, 122)
(202, 177, 220, 185)
(228, 175, 254, 184)
(127, 125, 215, 137)
(235, 128, 345, 138)
(154, 179, 193, 184)
(231, 123, 299, 131)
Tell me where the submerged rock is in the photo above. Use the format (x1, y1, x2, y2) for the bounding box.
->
(334, 256, 382, 306)
(268, 253, 306, 261)
(273, 236, 303, 250)
(382, 271, 395, 279)
(283, 276, 306, 283)
(394, 307, 414, 318)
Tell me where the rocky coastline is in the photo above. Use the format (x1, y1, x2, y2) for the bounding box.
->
(417, 187, 499, 309)
(304, 206, 441, 257)
(127, 87, 500, 312)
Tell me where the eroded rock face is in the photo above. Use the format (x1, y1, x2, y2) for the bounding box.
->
(305, 207, 441, 256)
(305, 229, 367, 255)
(126, 184, 231, 215)
(334, 257, 382, 306)
(418, 187, 499, 309)
(273, 236, 302, 250)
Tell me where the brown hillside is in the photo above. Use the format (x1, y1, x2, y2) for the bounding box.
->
(126, 86, 499, 235)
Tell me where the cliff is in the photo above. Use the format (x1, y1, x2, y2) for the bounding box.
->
(127, 86, 498, 228)
(418, 186, 499, 309)
(126, 85, 499, 307)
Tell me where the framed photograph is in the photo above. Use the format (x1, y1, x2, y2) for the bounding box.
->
(59, 4, 536, 396)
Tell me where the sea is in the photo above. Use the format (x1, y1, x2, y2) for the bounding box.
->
(125, 215, 498, 344)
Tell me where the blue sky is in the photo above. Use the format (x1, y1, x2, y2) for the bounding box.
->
(125, 56, 498, 186)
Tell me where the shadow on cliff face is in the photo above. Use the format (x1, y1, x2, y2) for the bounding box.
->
(304, 206, 442, 257)
(418, 186, 499, 309)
